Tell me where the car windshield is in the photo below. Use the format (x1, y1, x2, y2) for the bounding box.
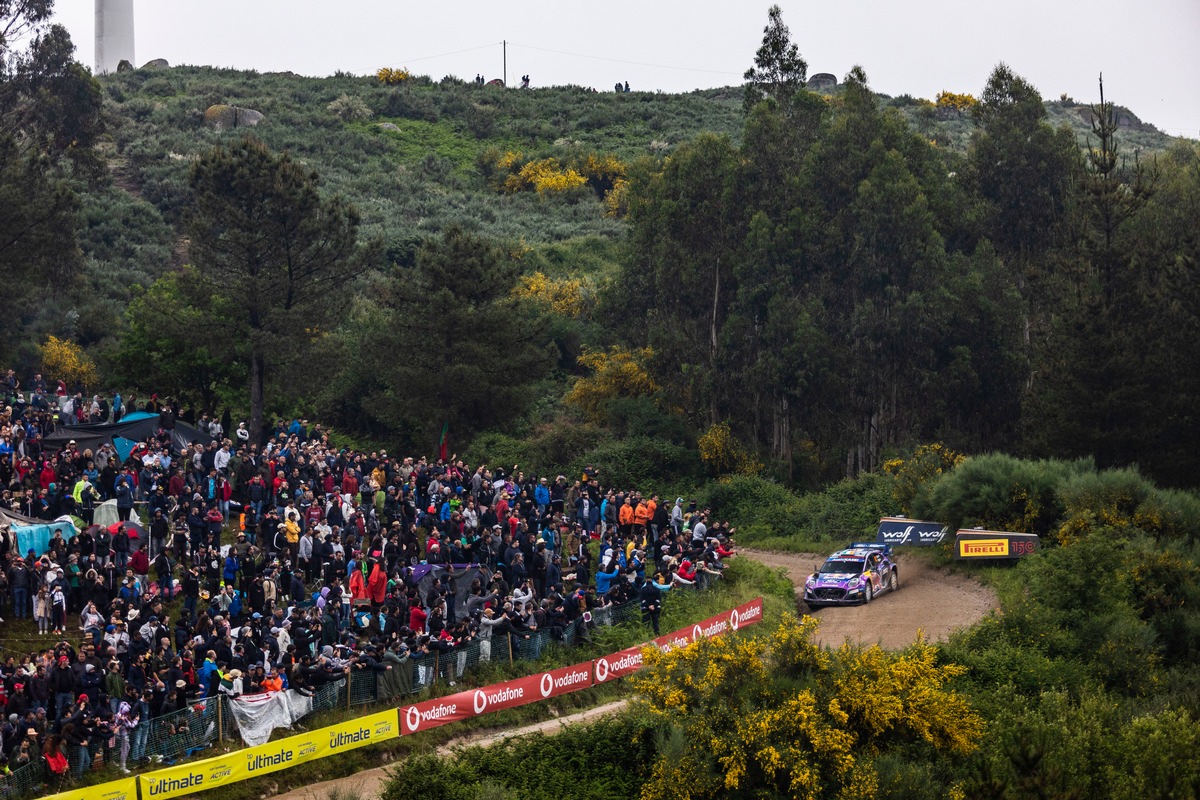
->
(819, 559, 864, 575)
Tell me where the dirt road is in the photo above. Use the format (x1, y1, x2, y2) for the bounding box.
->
(270, 701, 629, 800)
(741, 548, 998, 650)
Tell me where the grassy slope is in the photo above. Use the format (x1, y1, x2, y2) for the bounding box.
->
(70, 68, 1187, 376)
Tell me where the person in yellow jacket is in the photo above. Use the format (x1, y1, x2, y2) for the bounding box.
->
(72, 476, 100, 525)
(284, 511, 301, 563)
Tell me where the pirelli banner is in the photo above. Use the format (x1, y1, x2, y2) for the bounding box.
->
(138, 709, 399, 799)
(954, 530, 1040, 560)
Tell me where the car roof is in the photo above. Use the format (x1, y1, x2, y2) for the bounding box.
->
(827, 549, 870, 560)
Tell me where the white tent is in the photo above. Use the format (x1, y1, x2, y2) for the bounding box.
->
(94, 499, 143, 530)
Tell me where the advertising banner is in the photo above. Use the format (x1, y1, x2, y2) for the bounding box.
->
(953, 530, 1040, 560)
(653, 596, 766, 653)
(399, 662, 594, 735)
(593, 646, 646, 683)
(139, 709, 399, 799)
(46, 777, 137, 800)
(875, 517, 949, 546)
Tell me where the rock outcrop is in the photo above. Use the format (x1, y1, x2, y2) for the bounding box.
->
(203, 104, 265, 131)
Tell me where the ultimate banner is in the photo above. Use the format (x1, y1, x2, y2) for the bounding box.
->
(138, 709, 399, 799)
(45, 777, 138, 800)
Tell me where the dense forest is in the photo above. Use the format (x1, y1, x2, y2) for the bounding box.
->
(3, 4, 1197, 491)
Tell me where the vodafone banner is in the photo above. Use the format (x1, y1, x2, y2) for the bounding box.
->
(400, 598, 764, 735)
(593, 646, 645, 684)
(654, 595, 766, 654)
(400, 663, 595, 734)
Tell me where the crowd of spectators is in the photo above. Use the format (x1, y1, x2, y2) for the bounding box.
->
(0, 375, 737, 786)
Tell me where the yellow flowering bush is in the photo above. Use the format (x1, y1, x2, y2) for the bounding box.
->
(603, 177, 630, 218)
(480, 149, 627, 201)
(883, 442, 966, 515)
(698, 421, 762, 477)
(631, 614, 983, 800)
(41, 335, 98, 390)
(514, 271, 586, 318)
(564, 346, 657, 422)
(513, 158, 587, 196)
(936, 91, 977, 113)
(376, 66, 411, 85)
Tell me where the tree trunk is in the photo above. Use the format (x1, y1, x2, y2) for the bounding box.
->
(709, 256, 721, 423)
(249, 350, 266, 446)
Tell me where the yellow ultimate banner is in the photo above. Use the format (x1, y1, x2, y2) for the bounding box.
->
(45, 776, 138, 800)
(138, 709, 400, 799)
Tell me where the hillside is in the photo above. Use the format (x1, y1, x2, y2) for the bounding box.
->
(82, 66, 1183, 291)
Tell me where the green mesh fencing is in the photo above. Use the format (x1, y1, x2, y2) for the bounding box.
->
(0, 759, 46, 798)
(146, 694, 222, 762)
(348, 669, 378, 706)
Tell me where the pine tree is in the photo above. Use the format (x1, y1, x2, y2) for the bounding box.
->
(743, 4, 808, 112)
(186, 137, 371, 442)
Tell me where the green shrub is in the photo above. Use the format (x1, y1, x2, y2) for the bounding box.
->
(699, 472, 894, 544)
(382, 89, 438, 122)
(915, 453, 1092, 537)
(569, 436, 701, 490)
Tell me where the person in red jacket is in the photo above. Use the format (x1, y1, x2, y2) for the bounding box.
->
(408, 602, 427, 634)
(129, 546, 150, 580)
(341, 470, 359, 497)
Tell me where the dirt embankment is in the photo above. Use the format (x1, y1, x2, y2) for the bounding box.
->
(741, 548, 998, 650)
(270, 701, 630, 800)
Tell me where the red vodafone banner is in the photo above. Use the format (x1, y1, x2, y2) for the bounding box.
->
(604, 596, 767, 680)
(400, 663, 594, 734)
(401, 598, 765, 734)
(537, 662, 594, 699)
(655, 595, 766, 653)
(593, 646, 645, 684)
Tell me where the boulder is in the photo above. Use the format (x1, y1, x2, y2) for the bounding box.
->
(203, 104, 265, 131)
(807, 73, 837, 91)
(377, 122, 400, 131)
(116, 59, 133, 72)
(141, 58, 170, 70)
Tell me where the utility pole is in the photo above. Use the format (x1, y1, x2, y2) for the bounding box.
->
(503, 40, 507, 88)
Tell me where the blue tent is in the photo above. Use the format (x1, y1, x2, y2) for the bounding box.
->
(0, 508, 76, 557)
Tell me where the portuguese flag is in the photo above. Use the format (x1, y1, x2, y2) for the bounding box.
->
(438, 422, 449, 462)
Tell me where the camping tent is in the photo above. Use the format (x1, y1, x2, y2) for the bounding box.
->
(94, 499, 143, 531)
(42, 411, 212, 459)
(0, 507, 76, 557)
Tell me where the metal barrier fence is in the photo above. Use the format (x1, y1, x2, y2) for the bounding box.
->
(0, 577, 719, 799)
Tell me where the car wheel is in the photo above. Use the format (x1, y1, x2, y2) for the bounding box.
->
(889, 570, 899, 592)
(863, 582, 873, 604)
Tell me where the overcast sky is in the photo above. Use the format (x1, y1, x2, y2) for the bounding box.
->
(54, 0, 1199, 137)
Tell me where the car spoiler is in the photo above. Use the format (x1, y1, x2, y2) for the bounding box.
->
(849, 541, 892, 556)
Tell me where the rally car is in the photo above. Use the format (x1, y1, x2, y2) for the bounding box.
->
(803, 543, 899, 608)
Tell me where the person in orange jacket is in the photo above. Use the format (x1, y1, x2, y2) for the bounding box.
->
(618, 496, 634, 539)
(633, 497, 652, 542)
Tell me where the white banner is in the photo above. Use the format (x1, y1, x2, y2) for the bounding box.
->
(226, 690, 314, 746)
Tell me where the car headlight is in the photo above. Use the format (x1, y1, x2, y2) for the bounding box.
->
(846, 585, 863, 594)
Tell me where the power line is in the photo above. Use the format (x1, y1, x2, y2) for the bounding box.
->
(508, 41, 742, 77)
(367, 41, 500, 71)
